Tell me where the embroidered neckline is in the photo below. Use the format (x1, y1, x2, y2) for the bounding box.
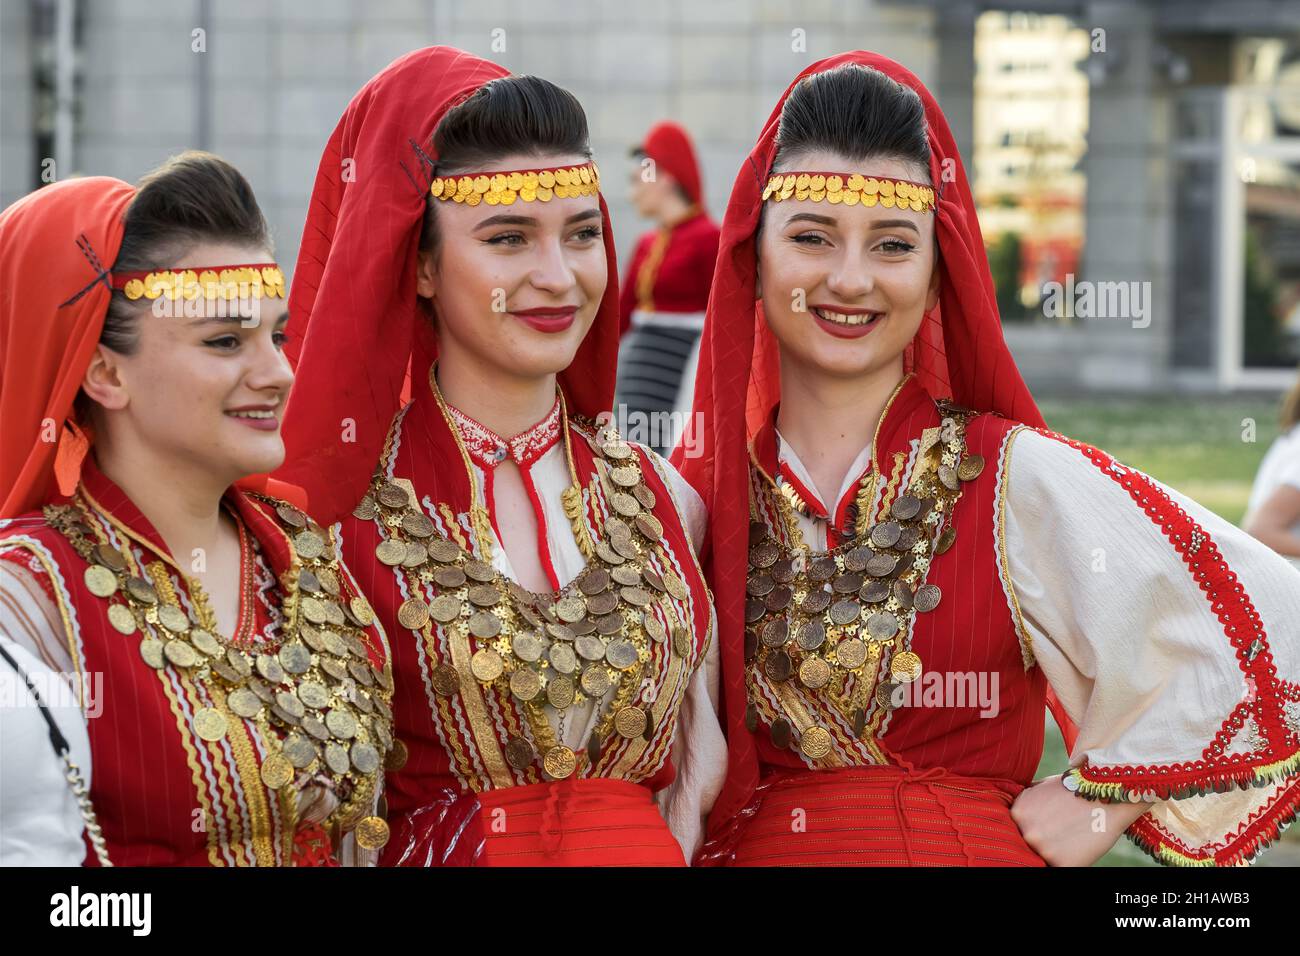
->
(445, 395, 563, 469)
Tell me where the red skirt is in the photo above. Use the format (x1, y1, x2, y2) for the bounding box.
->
(385, 778, 686, 867)
(723, 765, 1045, 867)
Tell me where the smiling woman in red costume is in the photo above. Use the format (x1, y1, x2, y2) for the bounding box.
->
(277, 47, 723, 867)
(678, 52, 1300, 867)
(0, 154, 395, 866)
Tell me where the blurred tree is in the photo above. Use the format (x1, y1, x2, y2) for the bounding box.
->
(988, 231, 1026, 322)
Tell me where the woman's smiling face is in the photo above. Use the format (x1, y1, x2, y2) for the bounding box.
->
(757, 151, 939, 382)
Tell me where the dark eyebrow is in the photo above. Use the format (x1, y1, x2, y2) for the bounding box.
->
(784, 212, 920, 234)
(472, 208, 602, 229)
(186, 310, 290, 328)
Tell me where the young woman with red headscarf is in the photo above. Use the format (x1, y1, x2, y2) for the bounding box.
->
(677, 52, 1300, 867)
(615, 121, 721, 455)
(0, 154, 395, 866)
(277, 48, 723, 866)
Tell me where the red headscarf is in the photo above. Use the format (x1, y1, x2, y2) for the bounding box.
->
(277, 47, 623, 524)
(639, 120, 704, 207)
(674, 52, 1074, 839)
(0, 177, 135, 518)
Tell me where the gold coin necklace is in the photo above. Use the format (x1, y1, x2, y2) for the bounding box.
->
(357, 366, 698, 782)
(45, 492, 395, 852)
(744, 405, 982, 762)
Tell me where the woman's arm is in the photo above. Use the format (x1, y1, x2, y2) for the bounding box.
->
(1243, 484, 1300, 558)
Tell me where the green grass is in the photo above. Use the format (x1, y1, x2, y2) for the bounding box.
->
(1026, 394, 1298, 866)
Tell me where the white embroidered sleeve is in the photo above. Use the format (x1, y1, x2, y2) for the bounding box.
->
(1000, 427, 1300, 866)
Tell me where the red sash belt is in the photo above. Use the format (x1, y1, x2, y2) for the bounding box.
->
(384, 778, 686, 867)
(713, 764, 1045, 867)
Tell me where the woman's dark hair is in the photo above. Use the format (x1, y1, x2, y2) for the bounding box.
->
(418, 75, 591, 255)
(102, 150, 272, 354)
(772, 63, 930, 182)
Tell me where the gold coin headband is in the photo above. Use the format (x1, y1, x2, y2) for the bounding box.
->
(429, 161, 601, 206)
(112, 264, 286, 301)
(762, 172, 936, 212)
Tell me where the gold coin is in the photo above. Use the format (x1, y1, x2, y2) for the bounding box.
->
(605, 640, 638, 670)
(464, 559, 495, 582)
(470, 647, 504, 682)
(427, 539, 461, 563)
(310, 568, 337, 597)
(511, 631, 544, 662)
(151, 604, 187, 635)
(958, 454, 985, 482)
(548, 642, 577, 675)
(800, 726, 834, 760)
(260, 753, 294, 789)
(377, 482, 409, 508)
(836, 638, 868, 670)
(644, 616, 667, 643)
(138, 637, 165, 669)
(283, 734, 318, 769)
(293, 530, 325, 560)
(276, 690, 306, 720)
(615, 705, 647, 739)
(352, 496, 377, 521)
(602, 440, 632, 460)
(580, 666, 611, 698)
(354, 816, 390, 850)
(866, 611, 900, 642)
(914, 583, 942, 612)
(430, 594, 462, 623)
(799, 656, 832, 689)
(324, 742, 351, 775)
(401, 540, 428, 568)
(611, 564, 641, 587)
(509, 667, 541, 701)
(467, 611, 501, 639)
(194, 707, 228, 741)
(297, 680, 330, 709)
(543, 745, 576, 779)
(555, 596, 586, 623)
(351, 741, 381, 774)
(227, 688, 263, 718)
(375, 539, 405, 566)
(876, 681, 900, 710)
(546, 674, 575, 709)
(189, 629, 220, 657)
(278, 642, 312, 675)
(402, 512, 435, 538)
(634, 513, 664, 540)
(256, 653, 285, 684)
(92, 544, 127, 571)
(609, 465, 639, 487)
(349, 595, 375, 626)
(126, 576, 158, 605)
(468, 584, 501, 608)
(574, 635, 605, 662)
(433, 566, 467, 588)
(610, 492, 641, 517)
(431, 663, 461, 696)
(505, 737, 536, 770)
(325, 708, 357, 739)
(397, 598, 430, 630)
(300, 596, 328, 625)
(108, 603, 137, 634)
(662, 571, 687, 601)
(84, 565, 118, 597)
(891, 650, 923, 683)
(621, 586, 652, 608)
(164, 640, 199, 668)
(276, 503, 307, 528)
(938, 464, 959, 491)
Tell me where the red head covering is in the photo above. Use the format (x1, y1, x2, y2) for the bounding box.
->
(0, 177, 135, 518)
(639, 120, 704, 207)
(674, 52, 1070, 840)
(277, 47, 623, 524)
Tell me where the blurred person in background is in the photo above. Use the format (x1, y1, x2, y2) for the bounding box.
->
(1244, 369, 1300, 568)
(615, 121, 721, 455)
